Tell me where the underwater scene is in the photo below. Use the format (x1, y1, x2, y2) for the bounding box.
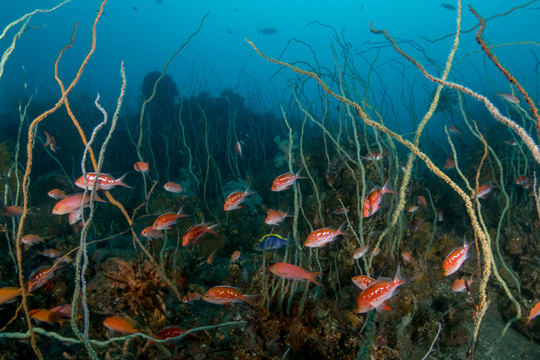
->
(1, 0, 540, 359)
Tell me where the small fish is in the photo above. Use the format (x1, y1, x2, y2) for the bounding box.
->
(39, 249, 61, 258)
(356, 266, 407, 314)
(30, 309, 64, 326)
(43, 131, 57, 152)
(52, 192, 106, 215)
(437, 210, 445, 222)
(75, 173, 132, 191)
(182, 223, 219, 246)
(304, 224, 348, 248)
(230, 250, 241, 264)
(28, 263, 65, 292)
(332, 206, 350, 215)
(134, 161, 149, 173)
(132, 6, 138, 11)
(351, 275, 376, 290)
(207, 251, 216, 265)
(417, 195, 427, 209)
(441, 3, 456, 11)
(527, 301, 540, 324)
(516, 176, 530, 187)
(269, 263, 323, 285)
(49, 304, 73, 318)
(264, 209, 289, 225)
(202, 286, 257, 307)
(470, 183, 496, 199)
(152, 207, 189, 230)
(353, 245, 370, 259)
(235, 141, 245, 156)
(496, 92, 520, 104)
(47, 189, 67, 200)
(362, 180, 398, 217)
(69, 207, 83, 225)
(21, 234, 44, 246)
(140, 226, 164, 240)
(408, 206, 419, 213)
(448, 125, 461, 134)
(0, 287, 23, 306)
(258, 28, 277, 35)
(163, 181, 183, 193)
(271, 170, 307, 192)
(224, 186, 255, 210)
(401, 252, 414, 264)
(182, 292, 202, 303)
(444, 154, 455, 170)
(362, 152, 383, 161)
(411, 218, 426, 232)
(103, 316, 139, 334)
(371, 248, 381, 257)
(254, 234, 288, 251)
(154, 326, 189, 344)
(1, 206, 23, 217)
(505, 140, 518, 146)
(443, 241, 474, 276)
(451, 278, 474, 292)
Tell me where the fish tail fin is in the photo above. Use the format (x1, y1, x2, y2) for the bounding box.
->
(243, 295, 260, 307)
(307, 271, 323, 286)
(295, 168, 308, 179)
(116, 173, 134, 189)
(382, 179, 398, 194)
(337, 222, 351, 237)
(394, 264, 403, 283)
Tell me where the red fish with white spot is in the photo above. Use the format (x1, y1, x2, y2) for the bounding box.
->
(270, 263, 323, 285)
(356, 266, 407, 314)
(351, 275, 376, 290)
(152, 208, 189, 230)
(202, 286, 256, 307)
(362, 180, 398, 217)
(28, 263, 65, 292)
(304, 224, 348, 248)
(224, 187, 254, 211)
(443, 241, 474, 276)
(470, 183, 496, 199)
(75, 173, 132, 191)
(264, 209, 289, 225)
(362, 152, 383, 161)
(271, 170, 307, 192)
(182, 223, 218, 246)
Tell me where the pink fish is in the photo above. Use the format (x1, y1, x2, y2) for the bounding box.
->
(304, 224, 348, 248)
(75, 173, 133, 191)
(332, 206, 349, 215)
(448, 125, 461, 134)
(140, 226, 164, 240)
(351, 275, 377, 290)
(444, 154, 455, 170)
(28, 263, 65, 292)
(269, 263, 323, 285)
(152, 208, 189, 230)
(451, 278, 474, 292)
(43, 131, 57, 152)
(52, 193, 106, 215)
(271, 170, 307, 192)
(353, 245, 370, 259)
(230, 250, 241, 264)
(47, 189, 67, 200)
(21, 234, 44, 246)
(362, 180, 398, 217)
(163, 181, 183, 193)
(470, 183, 497, 200)
(68, 207, 83, 225)
(356, 266, 406, 314)
(182, 223, 219, 246)
(496, 92, 520, 104)
(362, 152, 383, 161)
(182, 292, 202, 303)
(401, 252, 414, 264)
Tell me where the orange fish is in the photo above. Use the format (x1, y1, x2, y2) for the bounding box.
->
(470, 183, 496, 199)
(362, 180, 398, 217)
(417, 195, 427, 209)
(264, 209, 289, 225)
(271, 170, 307, 192)
(351, 275, 376, 290)
(152, 207, 189, 230)
(140, 226, 164, 240)
(43, 131, 57, 152)
(154, 326, 189, 345)
(451, 278, 474, 292)
(444, 154, 455, 170)
(21, 234, 44, 246)
(304, 224, 348, 248)
(103, 316, 139, 334)
(47, 189, 67, 200)
(30, 309, 64, 326)
(163, 181, 183, 193)
(202, 286, 256, 307)
(39, 249, 61, 258)
(75, 173, 133, 191)
(230, 250, 241, 264)
(362, 152, 383, 161)
(401, 252, 414, 264)
(269, 263, 323, 285)
(182, 292, 202, 303)
(182, 223, 219, 246)
(408, 206, 419, 213)
(527, 301, 540, 324)
(516, 176, 530, 188)
(134, 161, 149, 173)
(207, 251, 216, 265)
(356, 267, 406, 314)
(443, 241, 473, 276)
(0, 287, 23, 306)
(28, 263, 65, 292)
(68, 207, 83, 225)
(1, 206, 23, 217)
(448, 125, 461, 134)
(52, 192, 106, 215)
(353, 245, 370, 259)
(224, 187, 254, 211)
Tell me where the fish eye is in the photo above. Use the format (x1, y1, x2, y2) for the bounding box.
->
(357, 306, 362, 310)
